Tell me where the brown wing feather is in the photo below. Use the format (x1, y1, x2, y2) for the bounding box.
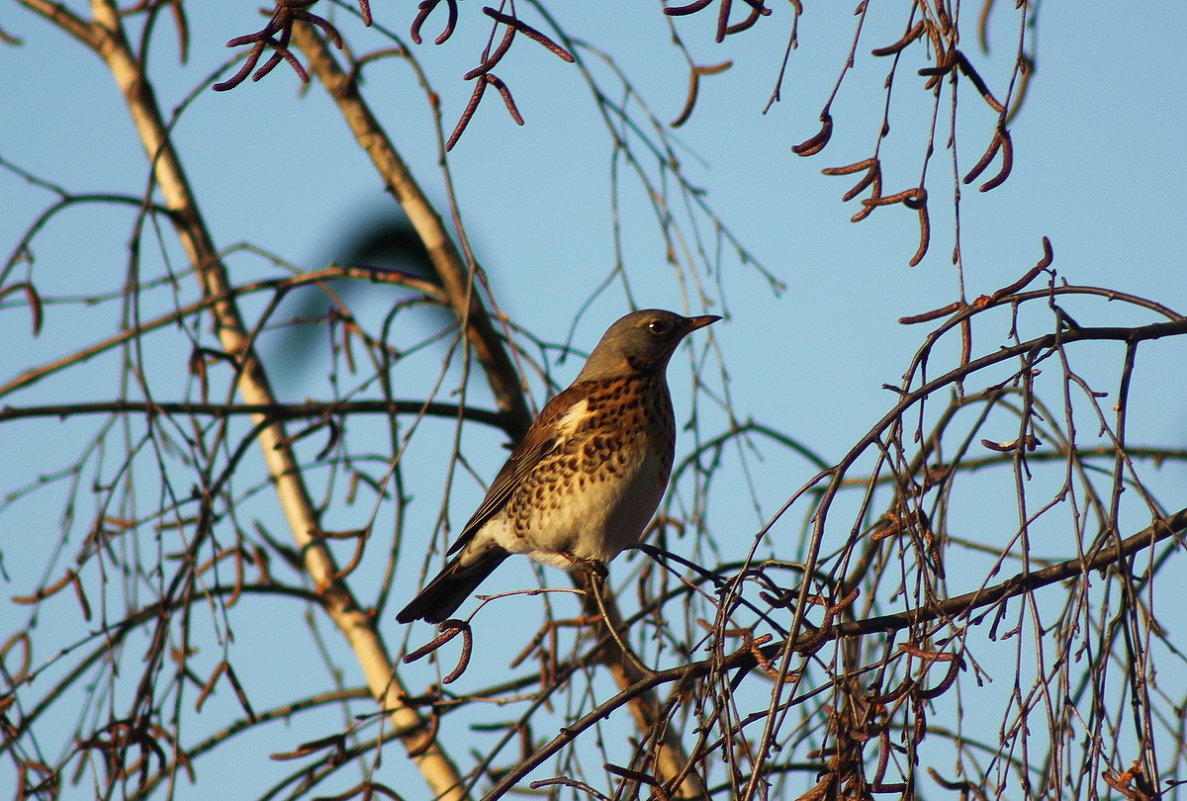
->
(445, 384, 588, 556)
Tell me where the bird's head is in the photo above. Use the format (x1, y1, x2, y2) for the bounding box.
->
(576, 309, 720, 381)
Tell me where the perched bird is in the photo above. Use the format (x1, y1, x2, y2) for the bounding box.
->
(397, 309, 719, 624)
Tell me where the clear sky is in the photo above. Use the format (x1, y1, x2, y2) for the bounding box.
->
(2, 2, 1185, 798)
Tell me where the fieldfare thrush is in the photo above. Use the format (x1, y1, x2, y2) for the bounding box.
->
(396, 309, 719, 624)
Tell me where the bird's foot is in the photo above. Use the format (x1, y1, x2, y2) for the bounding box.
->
(562, 553, 608, 581)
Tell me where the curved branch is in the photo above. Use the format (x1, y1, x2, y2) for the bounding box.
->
(486, 505, 1187, 797)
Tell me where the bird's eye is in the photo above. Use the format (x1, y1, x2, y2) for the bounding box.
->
(647, 320, 670, 336)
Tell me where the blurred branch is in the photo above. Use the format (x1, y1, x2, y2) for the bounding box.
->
(290, 19, 532, 437)
(17, 0, 98, 47)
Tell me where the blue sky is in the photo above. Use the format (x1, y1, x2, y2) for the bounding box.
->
(3, 1, 1186, 798)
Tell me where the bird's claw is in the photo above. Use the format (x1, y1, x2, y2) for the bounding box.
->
(563, 552, 608, 581)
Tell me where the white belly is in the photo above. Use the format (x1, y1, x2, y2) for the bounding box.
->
(484, 444, 665, 567)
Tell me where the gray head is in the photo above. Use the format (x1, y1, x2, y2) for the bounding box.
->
(575, 309, 720, 381)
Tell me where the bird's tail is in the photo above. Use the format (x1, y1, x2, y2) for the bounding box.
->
(396, 549, 507, 624)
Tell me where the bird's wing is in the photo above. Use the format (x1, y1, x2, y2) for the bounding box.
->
(446, 384, 591, 555)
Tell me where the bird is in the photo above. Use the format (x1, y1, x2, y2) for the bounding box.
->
(397, 309, 719, 624)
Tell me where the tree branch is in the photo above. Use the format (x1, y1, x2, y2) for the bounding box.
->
(0, 399, 508, 430)
(289, 21, 709, 798)
(486, 505, 1187, 797)
(80, 1, 465, 796)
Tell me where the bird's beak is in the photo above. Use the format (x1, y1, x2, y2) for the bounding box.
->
(682, 315, 721, 333)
